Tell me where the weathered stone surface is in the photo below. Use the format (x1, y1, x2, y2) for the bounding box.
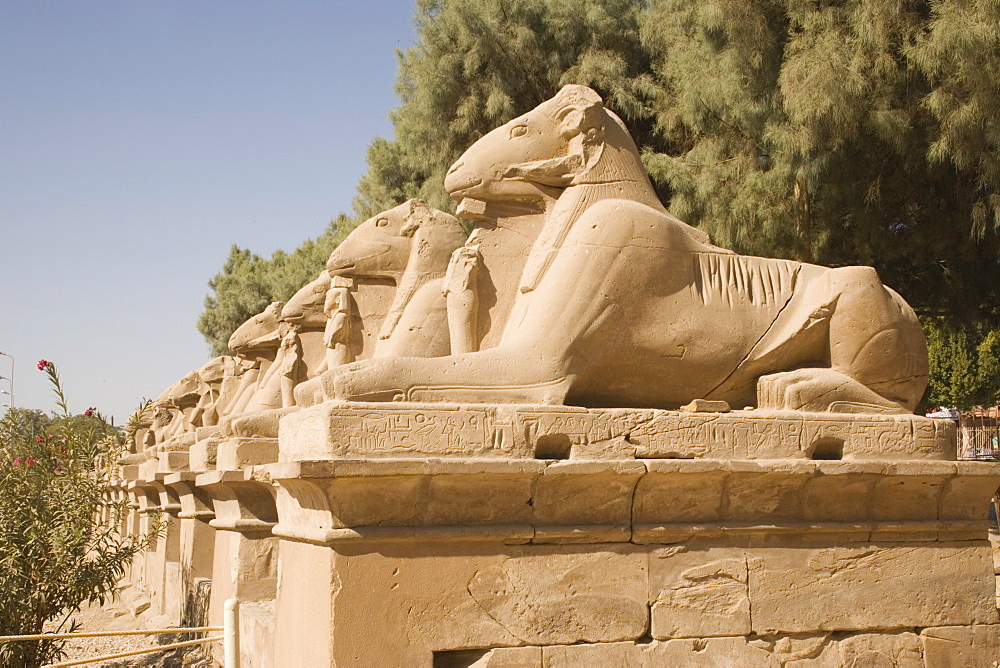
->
(543, 641, 645, 666)
(277, 403, 955, 461)
(749, 542, 999, 633)
(642, 632, 923, 667)
(239, 601, 275, 668)
(645, 637, 780, 666)
(871, 461, 956, 522)
(801, 462, 882, 522)
(531, 460, 644, 530)
(216, 436, 279, 469)
(272, 542, 650, 664)
(461, 646, 542, 667)
(270, 460, 541, 537)
(921, 625, 1000, 668)
(941, 463, 1000, 521)
(726, 460, 814, 521)
(650, 546, 750, 639)
(188, 437, 219, 471)
(279, 402, 532, 461)
(634, 460, 728, 524)
(466, 548, 649, 645)
(832, 632, 923, 668)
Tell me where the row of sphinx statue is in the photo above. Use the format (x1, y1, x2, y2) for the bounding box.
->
(132, 83, 931, 461)
(132, 198, 475, 459)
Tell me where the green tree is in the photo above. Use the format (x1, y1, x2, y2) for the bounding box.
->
(640, 0, 1000, 323)
(925, 319, 1000, 409)
(354, 0, 659, 218)
(0, 363, 156, 667)
(1, 408, 54, 440)
(197, 217, 350, 356)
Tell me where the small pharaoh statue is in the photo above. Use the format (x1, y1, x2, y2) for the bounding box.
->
(276, 322, 302, 409)
(443, 228, 483, 354)
(322, 276, 355, 370)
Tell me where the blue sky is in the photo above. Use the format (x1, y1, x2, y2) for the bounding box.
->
(0, 1, 417, 421)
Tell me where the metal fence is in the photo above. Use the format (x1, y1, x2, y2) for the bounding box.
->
(959, 411, 1000, 460)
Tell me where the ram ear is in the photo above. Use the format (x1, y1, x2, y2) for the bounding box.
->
(553, 85, 605, 143)
(400, 199, 427, 238)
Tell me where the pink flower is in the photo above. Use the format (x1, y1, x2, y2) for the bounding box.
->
(46, 434, 54, 440)
(54, 466, 64, 473)
(25, 457, 36, 468)
(84, 407, 95, 418)
(60, 437, 66, 444)
(35, 435, 43, 442)
(36, 359, 52, 371)
(13, 457, 21, 466)
(60, 447, 67, 454)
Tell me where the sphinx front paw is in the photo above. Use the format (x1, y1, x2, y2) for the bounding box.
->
(323, 360, 407, 403)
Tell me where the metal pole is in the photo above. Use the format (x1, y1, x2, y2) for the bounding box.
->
(0, 352, 12, 409)
(224, 598, 240, 668)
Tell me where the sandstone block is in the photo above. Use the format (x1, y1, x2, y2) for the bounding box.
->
(801, 466, 880, 522)
(543, 641, 645, 666)
(749, 543, 998, 633)
(645, 637, 779, 666)
(921, 624, 1000, 668)
(239, 601, 275, 668)
(832, 631, 923, 668)
(217, 437, 279, 470)
(634, 461, 728, 524)
(650, 546, 750, 639)
(461, 646, 542, 667)
(872, 466, 951, 522)
(189, 438, 219, 471)
(726, 460, 814, 521)
(531, 460, 643, 530)
(466, 548, 648, 645)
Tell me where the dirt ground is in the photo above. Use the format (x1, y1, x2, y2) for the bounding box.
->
(42, 598, 214, 667)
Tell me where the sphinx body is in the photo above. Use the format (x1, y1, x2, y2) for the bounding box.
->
(295, 199, 469, 406)
(325, 85, 928, 414)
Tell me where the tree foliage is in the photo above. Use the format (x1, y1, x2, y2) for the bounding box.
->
(354, 0, 660, 217)
(641, 0, 1000, 325)
(0, 363, 157, 667)
(924, 319, 1000, 409)
(197, 217, 350, 356)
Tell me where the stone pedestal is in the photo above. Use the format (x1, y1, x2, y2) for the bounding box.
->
(262, 404, 1000, 667)
(148, 477, 183, 624)
(164, 472, 216, 627)
(197, 469, 279, 666)
(130, 479, 163, 608)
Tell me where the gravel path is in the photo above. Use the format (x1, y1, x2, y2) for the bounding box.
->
(41, 599, 213, 667)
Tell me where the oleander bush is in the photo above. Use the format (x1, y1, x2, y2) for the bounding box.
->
(0, 361, 157, 667)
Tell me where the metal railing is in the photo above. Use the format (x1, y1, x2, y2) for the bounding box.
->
(0, 599, 240, 667)
(959, 411, 1000, 460)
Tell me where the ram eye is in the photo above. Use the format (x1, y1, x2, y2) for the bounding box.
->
(375, 218, 389, 227)
(510, 124, 528, 139)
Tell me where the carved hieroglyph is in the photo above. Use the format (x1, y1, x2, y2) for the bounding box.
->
(323, 85, 928, 415)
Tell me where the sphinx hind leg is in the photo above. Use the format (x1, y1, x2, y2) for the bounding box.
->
(826, 266, 928, 411)
(757, 266, 928, 413)
(757, 367, 910, 414)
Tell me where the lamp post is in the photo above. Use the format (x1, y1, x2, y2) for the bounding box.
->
(0, 351, 12, 409)
(0, 388, 10, 411)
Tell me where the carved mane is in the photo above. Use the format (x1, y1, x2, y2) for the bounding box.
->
(375, 200, 467, 348)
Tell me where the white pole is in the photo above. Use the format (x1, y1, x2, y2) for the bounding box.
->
(0, 351, 13, 409)
(224, 598, 240, 668)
